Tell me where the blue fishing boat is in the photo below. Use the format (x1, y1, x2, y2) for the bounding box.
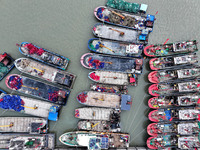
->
(81, 53, 143, 74)
(17, 42, 70, 70)
(0, 52, 15, 81)
(94, 6, 155, 32)
(92, 23, 149, 44)
(5, 74, 70, 105)
(88, 38, 143, 58)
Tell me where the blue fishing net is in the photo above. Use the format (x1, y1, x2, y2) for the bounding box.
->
(0, 95, 24, 112)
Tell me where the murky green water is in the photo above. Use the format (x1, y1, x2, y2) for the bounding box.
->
(0, 0, 199, 148)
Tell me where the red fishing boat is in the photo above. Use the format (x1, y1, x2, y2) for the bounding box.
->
(148, 80, 200, 96)
(148, 66, 200, 83)
(149, 54, 198, 70)
(144, 40, 198, 57)
(148, 94, 200, 109)
(147, 135, 200, 149)
(147, 121, 200, 136)
(148, 107, 200, 122)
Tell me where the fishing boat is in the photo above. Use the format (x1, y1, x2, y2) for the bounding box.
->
(93, 23, 149, 44)
(75, 107, 121, 121)
(0, 117, 47, 134)
(106, 0, 148, 14)
(90, 83, 128, 95)
(94, 6, 155, 32)
(148, 66, 200, 83)
(88, 38, 143, 58)
(147, 121, 200, 136)
(148, 94, 200, 109)
(59, 131, 130, 149)
(81, 53, 143, 74)
(148, 107, 200, 122)
(147, 135, 200, 149)
(0, 133, 55, 150)
(77, 120, 121, 132)
(144, 40, 198, 57)
(5, 74, 70, 105)
(148, 80, 200, 96)
(0, 94, 60, 121)
(0, 52, 15, 81)
(77, 91, 131, 110)
(149, 54, 198, 70)
(88, 71, 138, 86)
(14, 58, 76, 89)
(17, 42, 69, 70)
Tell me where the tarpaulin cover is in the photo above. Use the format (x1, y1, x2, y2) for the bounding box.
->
(121, 94, 131, 110)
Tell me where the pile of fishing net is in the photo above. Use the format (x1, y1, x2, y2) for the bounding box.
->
(24, 43, 45, 56)
(106, 0, 140, 13)
(77, 92, 87, 103)
(0, 95, 24, 112)
(88, 57, 104, 69)
(48, 89, 58, 102)
(8, 76, 23, 90)
(89, 72, 100, 81)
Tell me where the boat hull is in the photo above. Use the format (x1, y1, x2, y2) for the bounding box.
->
(92, 23, 149, 44)
(94, 6, 155, 32)
(144, 40, 198, 57)
(88, 38, 143, 58)
(0, 94, 60, 121)
(0, 117, 47, 133)
(15, 58, 76, 89)
(18, 42, 69, 70)
(81, 53, 143, 74)
(5, 74, 70, 105)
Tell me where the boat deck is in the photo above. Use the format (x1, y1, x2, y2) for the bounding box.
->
(0, 133, 55, 149)
(94, 23, 138, 43)
(85, 91, 121, 108)
(0, 117, 47, 133)
(7, 75, 70, 105)
(15, 58, 76, 88)
(0, 94, 59, 118)
(93, 71, 128, 85)
(76, 108, 113, 120)
(84, 53, 139, 73)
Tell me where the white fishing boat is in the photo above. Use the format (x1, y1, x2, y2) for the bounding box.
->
(75, 107, 120, 121)
(88, 71, 138, 86)
(0, 93, 60, 121)
(77, 91, 131, 110)
(0, 133, 55, 150)
(0, 117, 47, 133)
(59, 131, 130, 150)
(14, 58, 76, 89)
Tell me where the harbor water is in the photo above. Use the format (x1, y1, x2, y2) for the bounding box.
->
(0, 0, 199, 147)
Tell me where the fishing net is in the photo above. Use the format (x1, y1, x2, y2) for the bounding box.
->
(77, 92, 87, 103)
(0, 95, 24, 112)
(48, 89, 58, 102)
(0, 63, 8, 78)
(24, 43, 45, 56)
(106, 0, 140, 13)
(8, 75, 23, 90)
(88, 57, 104, 69)
(89, 72, 100, 81)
